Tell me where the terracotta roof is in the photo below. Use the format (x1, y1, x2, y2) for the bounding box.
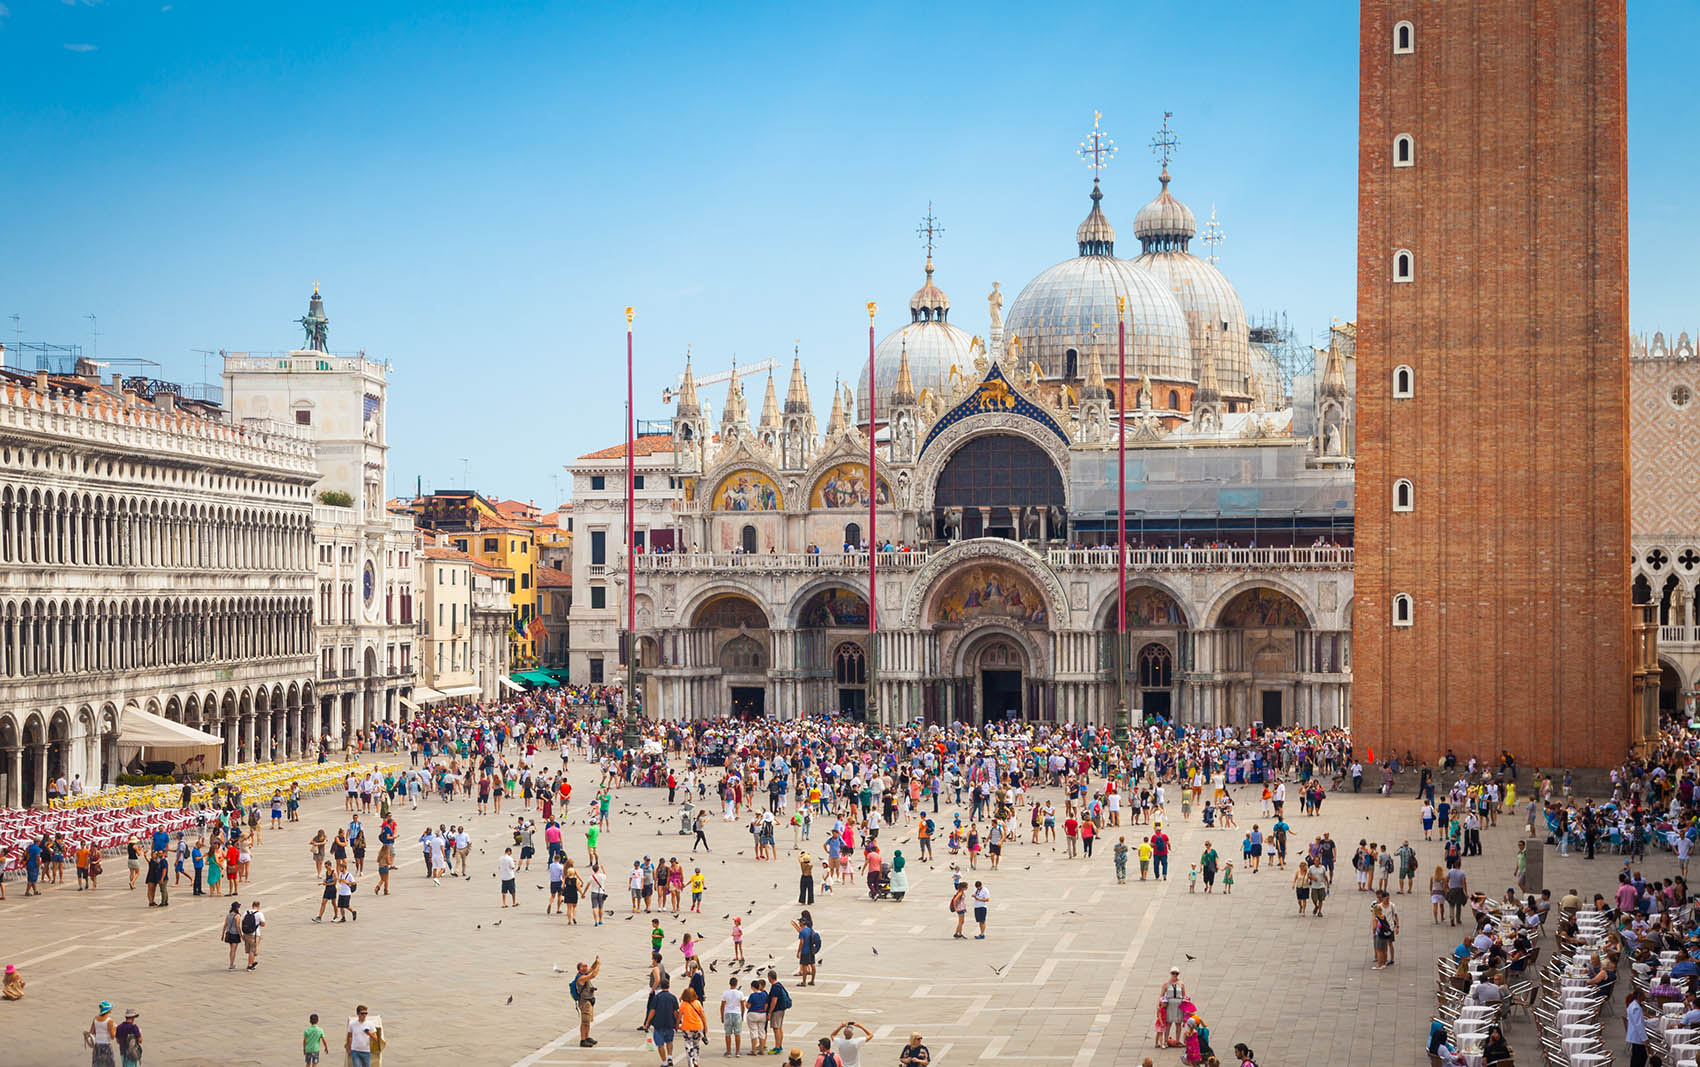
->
(536, 566, 572, 588)
(578, 434, 674, 460)
(422, 546, 479, 564)
(471, 561, 512, 578)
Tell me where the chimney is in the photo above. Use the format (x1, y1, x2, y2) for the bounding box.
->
(34, 370, 48, 394)
(154, 392, 176, 414)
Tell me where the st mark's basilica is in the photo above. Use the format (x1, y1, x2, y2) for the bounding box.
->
(577, 126, 1363, 731)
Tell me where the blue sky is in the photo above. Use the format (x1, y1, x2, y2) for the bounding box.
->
(2, 1, 1695, 508)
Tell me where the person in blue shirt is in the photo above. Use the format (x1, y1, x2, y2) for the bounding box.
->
(151, 828, 169, 855)
(24, 839, 42, 895)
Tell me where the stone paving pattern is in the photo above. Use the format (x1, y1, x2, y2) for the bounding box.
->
(0, 762, 1663, 1065)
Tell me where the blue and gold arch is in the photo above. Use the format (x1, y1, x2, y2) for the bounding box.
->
(921, 362, 1068, 455)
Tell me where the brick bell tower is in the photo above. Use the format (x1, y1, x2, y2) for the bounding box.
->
(1354, 1, 1632, 768)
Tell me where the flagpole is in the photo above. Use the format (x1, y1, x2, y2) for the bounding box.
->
(624, 306, 639, 746)
(1114, 296, 1130, 745)
(865, 300, 880, 736)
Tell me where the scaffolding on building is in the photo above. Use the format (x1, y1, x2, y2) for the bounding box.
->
(1247, 312, 1314, 396)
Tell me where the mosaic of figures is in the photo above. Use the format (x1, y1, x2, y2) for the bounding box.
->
(1118, 585, 1187, 628)
(810, 463, 892, 509)
(1219, 587, 1308, 628)
(713, 470, 781, 511)
(933, 564, 1048, 627)
(799, 587, 870, 628)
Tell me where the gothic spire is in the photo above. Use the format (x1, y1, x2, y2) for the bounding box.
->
(758, 370, 781, 429)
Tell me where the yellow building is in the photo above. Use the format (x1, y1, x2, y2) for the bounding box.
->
(406, 491, 541, 666)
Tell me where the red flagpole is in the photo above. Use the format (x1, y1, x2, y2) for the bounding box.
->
(1116, 297, 1129, 737)
(866, 301, 879, 728)
(625, 307, 636, 715)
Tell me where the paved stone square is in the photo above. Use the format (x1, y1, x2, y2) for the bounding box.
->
(0, 760, 1666, 1065)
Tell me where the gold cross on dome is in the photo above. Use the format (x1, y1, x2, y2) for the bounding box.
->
(1150, 111, 1179, 169)
(917, 203, 944, 258)
(1078, 111, 1116, 173)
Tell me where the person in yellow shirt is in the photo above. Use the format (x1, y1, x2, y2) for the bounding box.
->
(689, 869, 706, 913)
(1138, 837, 1154, 881)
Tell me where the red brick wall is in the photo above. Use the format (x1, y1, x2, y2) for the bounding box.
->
(1354, 0, 1631, 767)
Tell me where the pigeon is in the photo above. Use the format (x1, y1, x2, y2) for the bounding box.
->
(723, 914, 731, 919)
(552, 963, 566, 973)
(1185, 953, 1196, 961)
(709, 960, 719, 972)
(494, 920, 502, 926)
(506, 995, 514, 1004)
(990, 963, 1007, 976)
(871, 947, 879, 955)
(477, 924, 482, 929)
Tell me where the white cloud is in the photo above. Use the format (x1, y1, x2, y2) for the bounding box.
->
(0, 4, 11, 20)
(63, 42, 97, 52)
(161, 3, 172, 9)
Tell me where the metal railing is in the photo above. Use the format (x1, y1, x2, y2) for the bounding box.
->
(1048, 546, 1354, 570)
(636, 551, 931, 573)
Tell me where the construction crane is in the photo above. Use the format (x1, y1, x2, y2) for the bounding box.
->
(661, 358, 776, 404)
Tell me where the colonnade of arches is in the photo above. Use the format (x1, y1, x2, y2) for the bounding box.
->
(0, 595, 311, 678)
(0, 485, 312, 571)
(0, 679, 316, 807)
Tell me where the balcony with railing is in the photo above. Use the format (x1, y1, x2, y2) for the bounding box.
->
(634, 543, 1353, 576)
(1047, 546, 1354, 571)
(1661, 625, 1697, 647)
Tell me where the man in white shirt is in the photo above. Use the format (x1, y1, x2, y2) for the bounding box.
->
(346, 1005, 379, 1067)
(720, 976, 747, 1057)
(830, 1020, 872, 1067)
(498, 847, 518, 908)
(242, 900, 267, 968)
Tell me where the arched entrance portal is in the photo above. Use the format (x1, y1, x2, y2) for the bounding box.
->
(1137, 643, 1174, 720)
(932, 433, 1065, 543)
(972, 637, 1028, 723)
(1660, 660, 1686, 716)
(1217, 586, 1311, 729)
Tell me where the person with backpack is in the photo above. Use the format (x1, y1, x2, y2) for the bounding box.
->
(221, 901, 244, 970)
(241, 899, 265, 970)
(570, 956, 601, 1048)
(765, 968, 792, 1053)
(794, 912, 821, 986)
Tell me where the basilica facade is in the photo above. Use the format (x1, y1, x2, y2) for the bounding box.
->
(607, 162, 1359, 730)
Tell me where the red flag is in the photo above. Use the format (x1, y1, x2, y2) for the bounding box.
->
(1366, 747, 1375, 764)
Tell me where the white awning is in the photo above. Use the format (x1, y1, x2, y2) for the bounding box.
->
(398, 696, 420, 713)
(118, 710, 226, 767)
(440, 685, 483, 699)
(411, 686, 448, 704)
(498, 676, 522, 693)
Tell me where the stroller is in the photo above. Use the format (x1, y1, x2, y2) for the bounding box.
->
(867, 862, 907, 902)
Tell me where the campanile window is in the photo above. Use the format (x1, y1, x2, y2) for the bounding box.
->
(1393, 20, 1414, 54)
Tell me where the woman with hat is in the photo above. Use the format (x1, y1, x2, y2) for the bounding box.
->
(2, 963, 23, 1000)
(115, 1008, 142, 1067)
(84, 1000, 117, 1066)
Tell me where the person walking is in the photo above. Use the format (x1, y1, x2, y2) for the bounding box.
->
(214, 898, 242, 966)
(720, 976, 747, 1057)
(949, 879, 969, 939)
(498, 848, 518, 908)
(335, 869, 358, 922)
(798, 851, 815, 905)
(794, 911, 820, 986)
(241, 899, 266, 969)
(115, 1009, 142, 1067)
(641, 975, 679, 1066)
(345, 1005, 379, 1067)
(86, 1000, 117, 1067)
(972, 881, 990, 939)
(303, 1013, 327, 1066)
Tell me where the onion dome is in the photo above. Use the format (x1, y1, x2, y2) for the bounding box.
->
(858, 257, 976, 422)
(1132, 167, 1197, 252)
(1003, 181, 1191, 383)
(1127, 169, 1254, 399)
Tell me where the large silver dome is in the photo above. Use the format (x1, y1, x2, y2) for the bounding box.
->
(857, 259, 977, 421)
(1128, 170, 1254, 399)
(1003, 182, 1191, 383)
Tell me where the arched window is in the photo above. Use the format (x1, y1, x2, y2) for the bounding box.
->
(1393, 478, 1414, 512)
(1064, 348, 1079, 379)
(834, 642, 866, 685)
(1394, 134, 1414, 167)
(740, 524, 757, 554)
(1393, 20, 1414, 54)
(1393, 365, 1414, 398)
(720, 634, 766, 671)
(1392, 593, 1414, 627)
(1167, 389, 1180, 410)
(1137, 643, 1173, 688)
(1394, 250, 1413, 282)
(843, 523, 861, 549)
